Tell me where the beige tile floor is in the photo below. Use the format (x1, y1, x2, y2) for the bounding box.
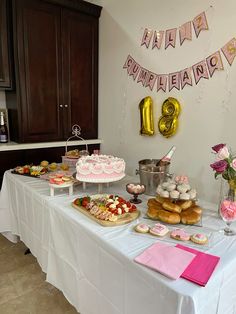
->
(0, 234, 78, 314)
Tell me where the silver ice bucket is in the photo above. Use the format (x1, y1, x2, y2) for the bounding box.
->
(136, 159, 170, 196)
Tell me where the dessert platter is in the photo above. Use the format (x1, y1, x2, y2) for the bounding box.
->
(72, 194, 140, 226)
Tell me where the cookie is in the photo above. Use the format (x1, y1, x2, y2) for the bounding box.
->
(170, 228, 190, 241)
(135, 223, 150, 233)
(149, 223, 169, 237)
(190, 233, 208, 245)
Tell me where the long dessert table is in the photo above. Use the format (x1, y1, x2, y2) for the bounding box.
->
(1, 170, 236, 314)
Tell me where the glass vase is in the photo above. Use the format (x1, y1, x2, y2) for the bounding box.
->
(218, 179, 236, 218)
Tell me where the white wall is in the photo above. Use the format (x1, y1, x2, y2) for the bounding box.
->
(97, 0, 236, 204)
(0, 91, 6, 109)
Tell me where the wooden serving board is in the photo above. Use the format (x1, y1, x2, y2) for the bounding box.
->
(72, 203, 140, 227)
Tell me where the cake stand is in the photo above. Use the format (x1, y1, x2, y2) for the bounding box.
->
(77, 174, 126, 193)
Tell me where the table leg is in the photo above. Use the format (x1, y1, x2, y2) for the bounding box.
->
(50, 187, 54, 197)
(69, 185, 73, 196)
(98, 183, 103, 194)
(83, 182, 86, 190)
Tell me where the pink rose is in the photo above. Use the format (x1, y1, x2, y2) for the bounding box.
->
(210, 160, 228, 173)
(218, 146, 230, 159)
(231, 159, 236, 171)
(212, 143, 226, 153)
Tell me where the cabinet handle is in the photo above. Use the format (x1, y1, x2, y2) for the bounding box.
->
(64, 104, 68, 108)
(59, 104, 63, 108)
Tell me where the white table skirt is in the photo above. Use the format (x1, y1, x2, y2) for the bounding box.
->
(1, 170, 236, 314)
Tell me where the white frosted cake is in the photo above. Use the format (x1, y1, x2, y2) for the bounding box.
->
(76, 154, 126, 182)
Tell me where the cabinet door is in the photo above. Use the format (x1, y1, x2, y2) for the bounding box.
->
(13, 0, 63, 142)
(62, 9, 98, 139)
(0, 0, 12, 89)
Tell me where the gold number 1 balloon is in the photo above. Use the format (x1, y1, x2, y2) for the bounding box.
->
(158, 97, 181, 138)
(139, 96, 154, 136)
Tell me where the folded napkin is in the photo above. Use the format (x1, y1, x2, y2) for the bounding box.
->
(134, 242, 196, 280)
(176, 244, 220, 286)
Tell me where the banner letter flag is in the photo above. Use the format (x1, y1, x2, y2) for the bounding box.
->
(192, 60, 209, 84)
(137, 68, 149, 86)
(129, 62, 141, 80)
(169, 72, 180, 91)
(123, 55, 135, 74)
(221, 38, 236, 66)
(165, 28, 177, 49)
(206, 51, 224, 77)
(156, 75, 168, 92)
(179, 21, 192, 46)
(141, 28, 153, 48)
(180, 68, 193, 89)
(152, 30, 164, 49)
(192, 12, 208, 38)
(145, 72, 157, 91)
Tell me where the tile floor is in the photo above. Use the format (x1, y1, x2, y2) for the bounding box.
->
(0, 234, 78, 314)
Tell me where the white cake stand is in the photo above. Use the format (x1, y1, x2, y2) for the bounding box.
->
(77, 174, 126, 193)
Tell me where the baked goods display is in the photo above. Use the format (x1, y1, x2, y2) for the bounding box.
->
(72, 194, 139, 226)
(146, 196, 202, 225)
(156, 175, 197, 200)
(65, 149, 80, 158)
(76, 154, 126, 182)
(49, 173, 74, 185)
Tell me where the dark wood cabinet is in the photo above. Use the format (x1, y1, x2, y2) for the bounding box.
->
(0, 0, 12, 89)
(6, 0, 101, 143)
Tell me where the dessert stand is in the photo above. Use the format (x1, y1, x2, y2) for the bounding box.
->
(49, 182, 74, 197)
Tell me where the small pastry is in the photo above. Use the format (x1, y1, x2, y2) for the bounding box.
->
(182, 183, 191, 191)
(149, 223, 169, 237)
(160, 190, 169, 198)
(189, 189, 197, 199)
(170, 228, 190, 241)
(180, 209, 201, 225)
(135, 223, 150, 233)
(156, 185, 164, 195)
(166, 183, 176, 192)
(155, 195, 166, 204)
(191, 206, 202, 215)
(146, 206, 160, 219)
(62, 176, 72, 182)
(177, 184, 188, 194)
(161, 182, 169, 189)
(147, 198, 163, 210)
(157, 210, 181, 224)
(179, 193, 190, 200)
(190, 233, 208, 245)
(162, 200, 182, 213)
(40, 160, 49, 167)
(170, 190, 180, 199)
(176, 200, 192, 210)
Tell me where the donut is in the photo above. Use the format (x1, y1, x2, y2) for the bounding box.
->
(162, 200, 182, 213)
(146, 206, 160, 219)
(191, 206, 202, 215)
(135, 223, 150, 233)
(190, 233, 208, 245)
(170, 228, 190, 241)
(149, 223, 169, 237)
(157, 210, 181, 224)
(176, 200, 192, 211)
(180, 209, 201, 225)
(155, 195, 166, 204)
(147, 198, 160, 207)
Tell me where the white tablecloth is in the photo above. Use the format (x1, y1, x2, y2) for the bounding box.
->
(1, 170, 236, 314)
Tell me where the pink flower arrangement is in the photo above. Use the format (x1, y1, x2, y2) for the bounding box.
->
(210, 143, 236, 182)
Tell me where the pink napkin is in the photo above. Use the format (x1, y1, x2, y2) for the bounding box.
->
(134, 242, 196, 280)
(176, 244, 220, 286)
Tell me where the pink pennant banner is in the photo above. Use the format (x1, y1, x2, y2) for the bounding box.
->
(141, 28, 153, 48)
(152, 31, 164, 49)
(192, 12, 208, 38)
(192, 60, 209, 84)
(165, 28, 177, 49)
(221, 38, 236, 66)
(129, 61, 141, 80)
(180, 68, 193, 89)
(206, 51, 224, 77)
(156, 75, 168, 92)
(137, 68, 149, 86)
(169, 72, 180, 91)
(123, 55, 135, 74)
(145, 72, 157, 90)
(179, 21, 192, 46)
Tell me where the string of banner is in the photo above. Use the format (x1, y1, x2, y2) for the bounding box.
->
(123, 10, 236, 92)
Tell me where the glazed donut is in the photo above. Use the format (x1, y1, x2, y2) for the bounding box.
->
(155, 195, 166, 204)
(180, 208, 201, 225)
(162, 200, 182, 213)
(147, 198, 160, 207)
(147, 206, 161, 219)
(157, 210, 181, 224)
(191, 206, 203, 215)
(176, 200, 192, 211)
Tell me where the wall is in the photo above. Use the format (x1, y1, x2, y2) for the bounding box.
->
(0, 91, 6, 108)
(97, 0, 236, 204)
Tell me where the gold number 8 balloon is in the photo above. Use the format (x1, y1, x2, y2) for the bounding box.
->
(139, 96, 154, 136)
(158, 97, 181, 138)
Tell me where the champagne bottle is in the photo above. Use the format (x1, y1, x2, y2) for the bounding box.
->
(157, 146, 176, 165)
(0, 111, 8, 143)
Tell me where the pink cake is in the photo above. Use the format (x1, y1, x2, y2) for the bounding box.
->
(76, 154, 126, 182)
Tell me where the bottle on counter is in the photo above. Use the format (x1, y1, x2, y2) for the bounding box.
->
(157, 146, 176, 166)
(0, 111, 8, 143)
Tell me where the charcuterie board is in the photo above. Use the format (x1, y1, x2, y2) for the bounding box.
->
(72, 194, 140, 227)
